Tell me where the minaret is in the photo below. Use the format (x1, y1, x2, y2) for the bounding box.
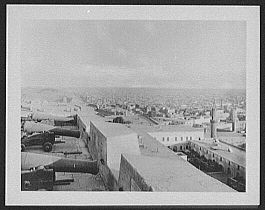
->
(210, 99, 217, 139)
(232, 108, 238, 132)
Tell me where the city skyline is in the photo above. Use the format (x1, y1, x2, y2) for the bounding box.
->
(22, 85, 246, 90)
(21, 20, 246, 89)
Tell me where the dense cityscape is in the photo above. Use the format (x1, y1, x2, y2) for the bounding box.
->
(21, 87, 246, 191)
(22, 87, 246, 139)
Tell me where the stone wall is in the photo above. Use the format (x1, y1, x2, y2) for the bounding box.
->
(99, 162, 119, 191)
(89, 121, 122, 191)
(118, 154, 153, 191)
(76, 115, 87, 140)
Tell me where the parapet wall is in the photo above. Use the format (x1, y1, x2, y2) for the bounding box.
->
(99, 162, 119, 191)
(118, 154, 153, 191)
(76, 114, 89, 141)
(77, 116, 118, 190)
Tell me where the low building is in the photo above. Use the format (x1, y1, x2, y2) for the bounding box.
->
(189, 139, 246, 180)
(131, 124, 204, 150)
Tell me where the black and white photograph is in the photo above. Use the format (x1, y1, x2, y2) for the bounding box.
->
(6, 5, 260, 206)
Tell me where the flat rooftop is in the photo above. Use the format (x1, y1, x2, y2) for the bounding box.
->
(91, 120, 136, 138)
(190, 139, 246, 167)
(78, 107, 106, 129)
(122, 153, 236, 192)
(131, 124, 204, 133)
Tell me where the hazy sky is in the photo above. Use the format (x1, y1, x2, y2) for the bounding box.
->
(20, 20, 246, 89)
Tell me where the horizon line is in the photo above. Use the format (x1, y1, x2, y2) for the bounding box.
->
(21, 86, 246, 90)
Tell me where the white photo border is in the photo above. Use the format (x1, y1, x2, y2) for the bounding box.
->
(6, 5, 260, 206)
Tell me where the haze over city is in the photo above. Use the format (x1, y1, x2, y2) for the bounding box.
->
(20, 20, 246, 89)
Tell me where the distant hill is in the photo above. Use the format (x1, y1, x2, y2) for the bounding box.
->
(21, 87, 75, 102)
(21, 86, 245, 104)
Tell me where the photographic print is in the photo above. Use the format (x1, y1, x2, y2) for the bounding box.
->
(6, 5, 260, 206)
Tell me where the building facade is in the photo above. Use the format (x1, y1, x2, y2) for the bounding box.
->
(147, 129, 204, 147)
(189, 141, 245, 179)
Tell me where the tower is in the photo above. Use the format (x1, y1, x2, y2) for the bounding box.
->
(231, 108, 238, 132)
(210, 99, 217, 139)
